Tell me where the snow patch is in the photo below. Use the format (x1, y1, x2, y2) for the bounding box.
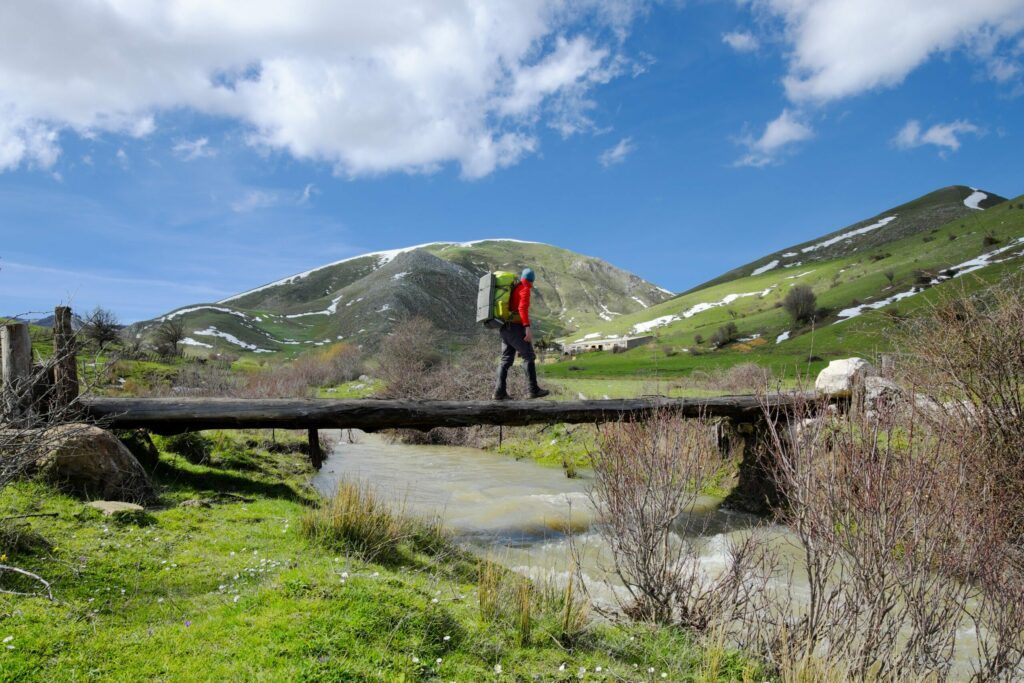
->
(963, 188, 987, 210)
(775, 331, 790, 344)
(160, 306, 251, 322)
(801, 216, 897, 253)
(193, 326, 273, 352)
(785, 270, 815, 280)
(283, 294, 345, 319)
(392, 272, 409, 280)
(180, 337, 213, 349)
(834, 237, 1024, 324)
(630, 296, 649, 309)
(632, 288, 774, 335)
(217, 239, 547, 304)
(782, 252, 798, 257)
(751, 260, 779, 276)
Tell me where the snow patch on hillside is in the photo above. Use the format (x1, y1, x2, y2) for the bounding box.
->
(963, 188, 987, 210)
(631, 296, 649, 309)
(160, 305, 251, 322)
(775, 331, 790, 344)
(785, 270, 815, 280)
(835, 237, 1024, 323)
(801, 216, 897, 253)
(631, 287, 774, 334)
(284, 294, 346, 319)
(181, 337, 213, 349)
(194, 326, 273, 352)
(751, 260, 779, 276)
(218, 239, 548, 304)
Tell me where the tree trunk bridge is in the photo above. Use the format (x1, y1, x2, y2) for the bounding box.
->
(78, 394, 809, 433)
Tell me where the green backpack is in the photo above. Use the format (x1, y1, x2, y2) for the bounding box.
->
(476, 271, 520, 328)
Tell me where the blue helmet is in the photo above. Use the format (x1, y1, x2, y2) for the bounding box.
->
(521, 267, 536, 283)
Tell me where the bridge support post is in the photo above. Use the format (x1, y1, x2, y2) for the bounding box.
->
(307, 429, 323, 470)
(720, 418, 784, 515)
(2, 322, 34, 427)
(52, 306, 79, 411)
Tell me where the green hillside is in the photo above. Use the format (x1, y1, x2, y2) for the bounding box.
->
(550, 187, 1023, 379)
(130, 240, 673, 356)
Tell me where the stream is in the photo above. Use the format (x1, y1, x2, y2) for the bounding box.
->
(312, 432, 983, 679)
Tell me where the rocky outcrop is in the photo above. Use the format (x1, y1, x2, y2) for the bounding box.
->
(38, 424, 154, 502)
(815, 358, 875, 398)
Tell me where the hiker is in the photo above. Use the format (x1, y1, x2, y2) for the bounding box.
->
(494, 268, 550, 400)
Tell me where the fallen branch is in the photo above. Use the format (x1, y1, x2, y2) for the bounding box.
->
(0, 564, 54, 600)
(0, 513, 59, 522)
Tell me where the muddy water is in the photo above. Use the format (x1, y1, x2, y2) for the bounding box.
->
(311, 432, 779, 592)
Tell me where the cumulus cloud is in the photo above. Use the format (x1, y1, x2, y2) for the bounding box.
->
(0, 1, 645, 178)
(172, 137, 215, 161)
(753, 0, 1024, 103)
(722, 31, 759, 53)
(598, 137, 636, 166)
(734, 109, 813, 167)
(892, 119, 981, 152)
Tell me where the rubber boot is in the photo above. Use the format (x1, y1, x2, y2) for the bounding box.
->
(526, 361, 549, 399)
(494, 363, 511, 400)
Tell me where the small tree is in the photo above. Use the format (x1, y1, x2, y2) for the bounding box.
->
(883, 270, 895, 286)
(154, 318, 186, 356)
(83, 306, 121, 351)
(783, 285, 817, 325)
(710, 322, 738, 348)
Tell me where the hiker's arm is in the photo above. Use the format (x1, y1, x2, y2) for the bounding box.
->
(518, 284, 531, 327)
(524, 325, 533, 343)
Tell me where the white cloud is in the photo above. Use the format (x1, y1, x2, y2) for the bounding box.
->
(0, 1, 645, 178)
(722, 31, 759, 53)
(230, 190, 279, 213)
(753, 0, 1024, 104)
(172, 137, 215, 161)
(893, 119, 981, 152)
(735, 109, 813, 167)
(598, 136, 636, 166)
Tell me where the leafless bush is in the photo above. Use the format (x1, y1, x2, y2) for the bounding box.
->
(783, 285, 817, 325)
(894, 277, 1024, 544)
(377, 318, 506, 445)
(581, 412, 774, 630)
(82, 306, 121, 351)
(684, 363, 775, 394)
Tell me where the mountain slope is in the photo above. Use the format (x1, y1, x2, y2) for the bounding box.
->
(550, 186, 1022, 379)
(134, 240, 673, 355)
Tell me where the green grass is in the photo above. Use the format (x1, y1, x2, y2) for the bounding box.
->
(0, 431, 765, 682)
(548, 194, 1024, 380)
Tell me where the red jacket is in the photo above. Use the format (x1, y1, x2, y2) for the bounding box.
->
(509, 279, 532, 327)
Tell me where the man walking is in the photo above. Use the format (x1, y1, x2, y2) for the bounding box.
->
(493, 268, 550, 400)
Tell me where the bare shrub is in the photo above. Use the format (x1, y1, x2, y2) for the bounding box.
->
(710, 322, 739, 348)
(153, 318, 186, 356)
(82, 306, 121, 351)
(377, 318, 505, 445)
(582, 412, 774, 630)
(783, 285, 816, 325)
(894, 278, 1024, 543)
(687, 363, 775, 394)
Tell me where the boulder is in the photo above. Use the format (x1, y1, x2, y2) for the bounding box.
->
(37, 424, 154, 502)
(815, 358, 875, 398)
(87, 501, 145, 516)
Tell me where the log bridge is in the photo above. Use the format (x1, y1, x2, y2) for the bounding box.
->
(3, 308, 821, 514)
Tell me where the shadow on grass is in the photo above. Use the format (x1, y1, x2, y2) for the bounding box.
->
(152, 458, 316, 506)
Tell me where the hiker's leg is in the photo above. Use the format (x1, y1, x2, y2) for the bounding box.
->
(502, 325, 542, 394)
(495, 328, 517, 395)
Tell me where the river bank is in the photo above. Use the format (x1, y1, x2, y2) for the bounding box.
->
(0, 430, 764, 682)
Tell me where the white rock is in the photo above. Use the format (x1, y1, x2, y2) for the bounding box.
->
(87, 501, 145, 516)
(815, 358, 875, 398)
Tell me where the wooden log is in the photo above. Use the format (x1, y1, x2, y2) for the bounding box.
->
(308, 428, 323, 470)
(52, 306, 79, 409)
(1, 323, 33, 426)
(78, 394, 817, 433)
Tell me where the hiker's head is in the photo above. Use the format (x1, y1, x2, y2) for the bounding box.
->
(521, 268, 535, 283)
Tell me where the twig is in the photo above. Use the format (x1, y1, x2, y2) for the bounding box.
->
(0, 564, 54, 600)
(0, 513, 59, 522)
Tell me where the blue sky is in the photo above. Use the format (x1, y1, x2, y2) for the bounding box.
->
(1, 0, 1022, 322)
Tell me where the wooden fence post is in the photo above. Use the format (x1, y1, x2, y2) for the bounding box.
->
(308, 429, 323, 470)
(1, 322, 33, 426)
(52, 306, 79, 410)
